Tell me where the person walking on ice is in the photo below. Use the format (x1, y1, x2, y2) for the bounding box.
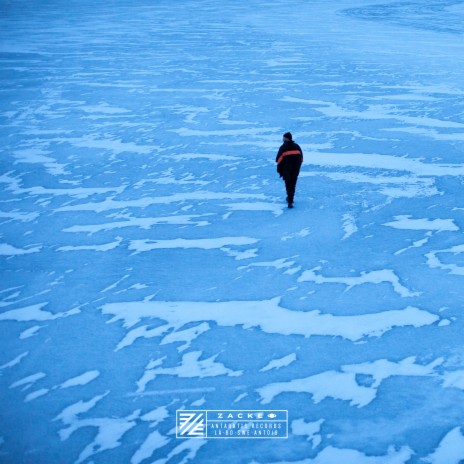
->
(276, 132, 303, 208)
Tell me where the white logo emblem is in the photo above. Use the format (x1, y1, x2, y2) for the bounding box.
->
(177, 411, 206, 438)
(176, 410, 288, 439)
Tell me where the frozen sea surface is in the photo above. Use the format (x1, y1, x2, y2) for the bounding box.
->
(2, 0, 464, 462)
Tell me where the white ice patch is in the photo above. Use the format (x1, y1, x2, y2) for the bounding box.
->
(281, 96, 464, 131)
(395, 232, 433, 255)
(140, 405, 169, 423)
(384, 126, 464, 143)
(301, 171, 439, 199)
(191, 397, 206, 406)
(63, 215, 210, 233)
(239, 258, 296, 271)
(102, 274, 130, 293)
(11, 370, 99, 401)
(79, 103, 130, 114)
(134, 176, 210, 187)
(342, 213, 358, 239)
(150, 438, 206, 464)
(383, 215, 459, 232)
(67, 135, 153, 155)
(101, 298, 439, 346)
(136, 351, 242, 393)
(56, 191, 267, 213)
(424, 427, 464, 464)
(0, 211, 40, 222)
(19, 325, 43, 339)
(57, 237, 123, 252)
(223, 202, 284, 217)
(442, 370, 464, 390)
(281, 228, 311, 241)
(260, 353, 297, 372)
(54, 392, 139, 463)
(131, 430, 169, 464)
(10, 372, 46, 390)
(0, 243, 41, 256)
(258, 357, 442, 407)
(291, 418, 324, 448)
(0, 351, 28, 369)
(301, 151, 464, 177)
(426, 244, 464, 276)
(173, 127, 278, 137)
(298, 267, 420, 297)
(64, 414, 138, 464)
(221, 247, 258, 260)
(13, 148, 68, 176)
(342, 356, 443, 388)
(25, 388, 49, 402)
(58, 370, 100, 389)
(160, 322, 210, 352)
(19, 185, 126, 199)
(306, 445, 413, 463)
(0, 303, 80, 322)
(115, 324, 169, 351)
(169, 153, 241, 161)
(54, 392, 109, 424)
(129, 237, 259, 252)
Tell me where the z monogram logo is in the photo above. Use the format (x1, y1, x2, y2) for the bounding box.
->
(176, 411, 206, 438)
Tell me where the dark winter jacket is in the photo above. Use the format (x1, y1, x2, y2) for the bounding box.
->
(276, 140, 303, 180)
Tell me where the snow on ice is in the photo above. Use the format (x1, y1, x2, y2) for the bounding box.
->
(2, 0, 464, 462)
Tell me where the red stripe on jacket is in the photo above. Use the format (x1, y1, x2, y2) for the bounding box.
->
(277, 150, 302, 164)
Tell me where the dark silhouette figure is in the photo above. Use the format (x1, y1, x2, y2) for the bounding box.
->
(276, 132, 303, 208)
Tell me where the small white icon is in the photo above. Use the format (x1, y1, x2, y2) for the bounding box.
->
(268, 413, 277, 418)
(177, 412, 206, 437)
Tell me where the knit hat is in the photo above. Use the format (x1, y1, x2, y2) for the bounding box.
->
(283, 132, 292, 141)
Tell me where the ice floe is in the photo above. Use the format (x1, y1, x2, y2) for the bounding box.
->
(101, 299, 439, 346)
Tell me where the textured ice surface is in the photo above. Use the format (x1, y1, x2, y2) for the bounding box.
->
(2, 0, 464, 462)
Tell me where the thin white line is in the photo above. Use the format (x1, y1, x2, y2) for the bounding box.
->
(128, 387, 216, 396)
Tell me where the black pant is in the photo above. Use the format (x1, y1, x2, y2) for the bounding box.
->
(285, 176, 298, 204)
